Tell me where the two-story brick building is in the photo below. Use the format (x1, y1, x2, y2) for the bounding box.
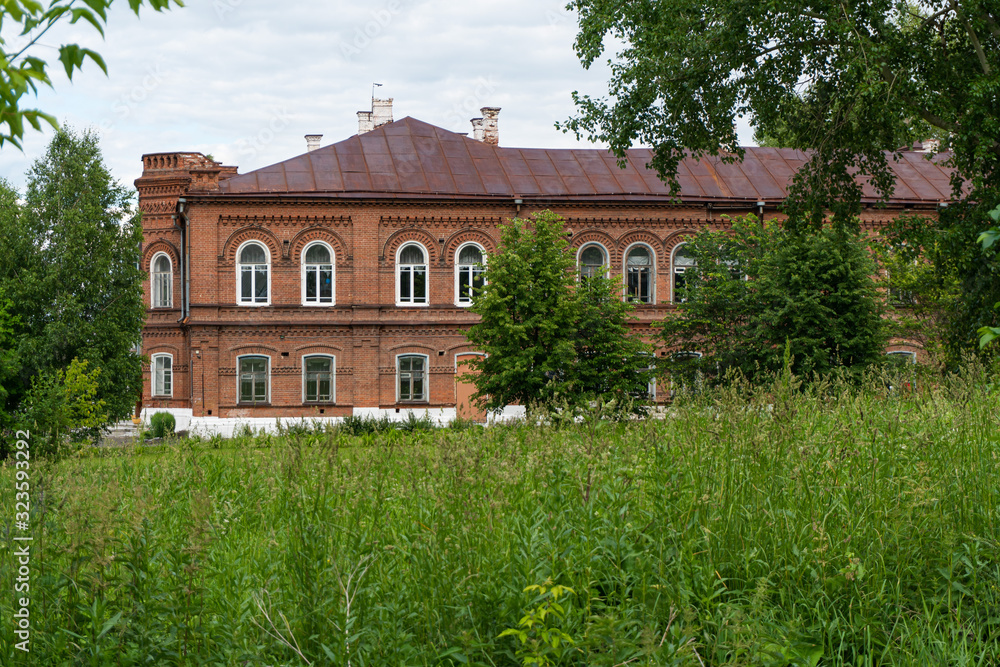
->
(136, 102, 954, 434)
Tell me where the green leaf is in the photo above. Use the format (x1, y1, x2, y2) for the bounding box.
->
(68, 7, 105, 36)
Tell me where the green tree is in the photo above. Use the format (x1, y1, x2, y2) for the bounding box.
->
(465, 211, 579, 412)
(23, 357, 108, 458)
(572, 272, 654, 414)
(661, 216, 886, 382)
(1, 0, 184, 149)
(465, 210, 652, 415)
(0, 297, 21, 439)
(0, 127, 144, 438)
(561, 0, 1000, 227)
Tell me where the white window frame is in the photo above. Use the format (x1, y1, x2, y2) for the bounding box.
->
(623, 243, 655, 304)
(151, 252, 173, 309)
(237, 354, 270, 404)
(302, 354, 336, 403)
(396, 242, 429, 307)
(886, 350, 918, 364)
(671, 243, 697, 303)
(396, 353, 429, 403)
(151, 353, 173, 397)
(577, 243, 609, 280)
(454, 242, 487, 307)
(236, 241, 271, 307)
(300, 241, 336, 306)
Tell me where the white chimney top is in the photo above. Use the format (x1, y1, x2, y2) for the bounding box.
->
(358, 98, 394, 134)
(471, 107, 500, 146)
(305, 134, 322, 152)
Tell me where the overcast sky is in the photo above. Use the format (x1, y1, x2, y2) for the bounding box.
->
(1, 0, 754, 194)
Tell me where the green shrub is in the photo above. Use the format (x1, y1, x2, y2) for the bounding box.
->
(397, 411, 436, 432)
(340, 413, 395, 436)
(148, 411, 175, 438)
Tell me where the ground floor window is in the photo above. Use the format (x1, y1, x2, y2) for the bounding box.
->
(239, 356, 269, 404)
(304, 356, 334, 402)
(152, 354, 172, 397)
(398, 355, 427, 402)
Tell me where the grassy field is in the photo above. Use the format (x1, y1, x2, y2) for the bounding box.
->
(1, 365, 999, 666)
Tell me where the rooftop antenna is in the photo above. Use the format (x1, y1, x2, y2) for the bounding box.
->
(372, 82, 382, 102)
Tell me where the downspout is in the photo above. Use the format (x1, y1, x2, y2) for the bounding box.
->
(177, 198, 189, 321)
(177, 197, 192, 408)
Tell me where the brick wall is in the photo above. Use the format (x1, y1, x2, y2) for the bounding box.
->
(136, 153, 933, 418)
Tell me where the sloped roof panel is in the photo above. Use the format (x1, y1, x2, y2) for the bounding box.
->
(216, 116, 957, 204)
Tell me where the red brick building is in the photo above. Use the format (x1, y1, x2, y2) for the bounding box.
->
(136, 104, 953, 433)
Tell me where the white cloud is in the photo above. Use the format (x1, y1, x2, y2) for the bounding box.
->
(0, 0, 755, 193)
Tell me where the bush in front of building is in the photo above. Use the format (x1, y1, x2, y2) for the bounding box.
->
(149, 411, 175, 439)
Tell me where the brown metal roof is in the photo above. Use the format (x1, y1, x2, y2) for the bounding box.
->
(217, 116, 957, 205)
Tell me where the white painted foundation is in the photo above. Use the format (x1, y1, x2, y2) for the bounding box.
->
(139, 405, 526, 437)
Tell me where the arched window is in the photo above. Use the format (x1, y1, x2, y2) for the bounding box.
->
(672, 244, 697, 303)
(397, 243, 428, 305)
(625, 245, 654, 303)
(456, 244, 485, 306)
(302, 242, 334, 305)
(397, 354, 428, 402)
(579, 244, 607, 280)
(303, 355, 335, 403)
(151, 253, 172, 308)
(238, 242, 270, 306)
(886, 350, 917, 365)
(238, 355, 269, 404)
(152, 353, 172, 397)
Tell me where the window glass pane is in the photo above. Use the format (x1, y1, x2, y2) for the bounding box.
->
(413, 268, 426, 302)
(241, 267, 253, 301)
(674, 245, 697, 267)
(156, 273, 171, 307)
(400, 266, 411, 300)
(320, 269, 333, 300)
(318, 378, 331, 402)
(412, 376, 424, 400)
(399, 372, 411, 400)
(399, 244, 425, 264)
(161, 357, 172, 395)
(154, 256, 169, 273)
(306, 377, 318, 401)
(305, 266, 318, 300)
(255, 268, 268, 301)
(627, 269, 641, 298)
(674, 272, 687, 302)
(306, 358, 330, 373)
(627, 246, 651, 265)
(458, 246, 483, 264)
(254, 377, 266, 402)
(458, 269, 472, 302)
(581, 246, 605, 265)
(305, 244, 331, 263)
(240, 377, 253, 402)
(240, 244, 267, 264)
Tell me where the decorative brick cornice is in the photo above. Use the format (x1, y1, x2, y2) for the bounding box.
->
(381, 215, 504, 229)
(140, 199, 180, 215)
(220, 215, 352, 227)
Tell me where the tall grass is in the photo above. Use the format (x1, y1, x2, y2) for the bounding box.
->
(1, 363, 998, 665)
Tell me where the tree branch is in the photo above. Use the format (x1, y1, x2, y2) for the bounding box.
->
(980, 12, 1000, 40)
(952, 1, 991, 75)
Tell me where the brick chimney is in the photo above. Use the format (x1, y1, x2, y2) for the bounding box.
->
(358, 98, 394, 134)
(305, 134, 322, 152)
(470, 107, 500, 146)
